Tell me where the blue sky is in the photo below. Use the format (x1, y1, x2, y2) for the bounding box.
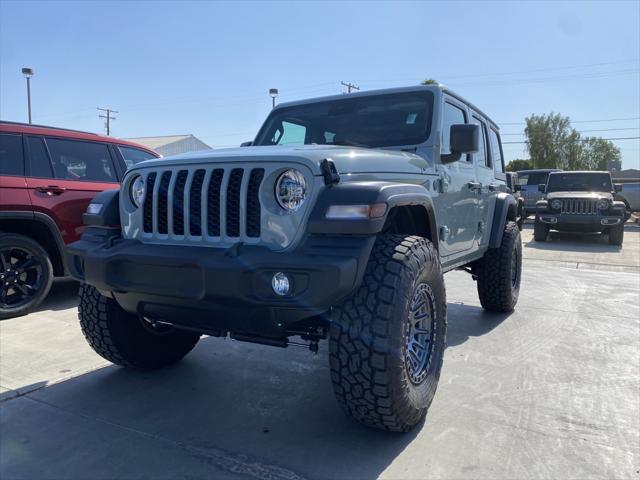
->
(1, 0, 639, 169)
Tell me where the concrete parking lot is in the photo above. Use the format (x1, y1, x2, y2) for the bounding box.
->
(1, 224, 639, 479)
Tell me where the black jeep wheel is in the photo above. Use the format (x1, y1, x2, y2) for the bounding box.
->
(0, 234, 53, 319)
(476, 221, 522, 313)
(533, 218, 549, 242)
(329, 235, 446, 432)
(608, 224, 624, 246)
(78, 284, 200, 369)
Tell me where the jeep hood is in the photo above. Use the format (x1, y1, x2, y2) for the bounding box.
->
(546, 191, 612, 200)
(130, 145, 430, 175)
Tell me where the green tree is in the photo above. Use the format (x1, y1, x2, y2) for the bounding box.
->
(524, 113, 581, 170)
(524, 113, 622, 171)
(580, 136, 622, 171)
(421, 78, 439, 85)
(506, 159, 533, 171)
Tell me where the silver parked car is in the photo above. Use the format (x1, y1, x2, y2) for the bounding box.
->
(518, 169, 562, 216)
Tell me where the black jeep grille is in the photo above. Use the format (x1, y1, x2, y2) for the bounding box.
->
(560, 199, 599, 215)
(140, 167, 265, 240)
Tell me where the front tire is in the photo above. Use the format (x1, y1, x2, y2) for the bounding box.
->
(533, 218, 549, 242)
(0, 234, 53, 319)
(329, 235, 447, 432)
(608, 224, 624, 246)
(476, 221, 522, 313)
(78, 284, 200, 369)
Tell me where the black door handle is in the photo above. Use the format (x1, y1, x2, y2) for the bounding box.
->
(36, 185, 66, 196)
(467, 181, 482, 191)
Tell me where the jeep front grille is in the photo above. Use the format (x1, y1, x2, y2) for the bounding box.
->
(141, 167, 265, 240)
(560, 199, 598, 215)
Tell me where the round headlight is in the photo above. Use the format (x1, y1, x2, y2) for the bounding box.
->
(597, 198, 610, 210)
(130, 175, 145, 208)
(551, 199, 562, 210)
(275, 169, 307, 212)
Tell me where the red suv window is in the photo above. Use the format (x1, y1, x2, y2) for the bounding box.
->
(0, 133, 25, 176)
(45, 137, 117, 182)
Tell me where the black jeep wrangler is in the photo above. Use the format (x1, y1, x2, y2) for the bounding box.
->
(534, 171, 626, 245)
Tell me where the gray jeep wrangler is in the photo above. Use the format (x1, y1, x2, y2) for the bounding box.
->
(68, 86, 521, 432)
(534, 171, 626, 245)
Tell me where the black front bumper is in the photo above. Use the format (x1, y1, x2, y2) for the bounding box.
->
(67, 228, 375, 336)
(537, 213, 623, 232)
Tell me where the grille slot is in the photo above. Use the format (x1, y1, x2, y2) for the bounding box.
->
(226, 168, 244, 238)
(246, 168, 264, 238)
(207, 169, 224, 236)
(142, 172, 156, 233)
(172, 171, 188, 235)
(561, 199, 598, 215)
(189, 169, 206, 236)
(157, 171, 172, 234)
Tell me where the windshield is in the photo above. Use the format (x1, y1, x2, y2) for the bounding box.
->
(546, 173, 612, 192)
(254, 91, 434, 148)
(518, 171, 555, 186)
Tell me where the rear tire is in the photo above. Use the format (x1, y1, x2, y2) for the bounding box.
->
(329, 235, 447, 432)
(78, 284, 200, 369)
(533, 218, 548, 242)
(608, 224, 624, 246)
(0, 234, 53, 319)
(476, 221, 522, 313)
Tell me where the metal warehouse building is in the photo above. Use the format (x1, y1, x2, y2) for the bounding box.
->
(126, 134, 211, 157)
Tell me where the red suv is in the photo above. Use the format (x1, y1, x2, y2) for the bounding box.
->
(0, 121, 158, 318)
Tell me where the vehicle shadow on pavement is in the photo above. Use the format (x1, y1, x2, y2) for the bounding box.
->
(34, 278, 79, 313)
(523, 231, 622, 252)
(1, 337, 424, 480)
(445, 302, 512, 348)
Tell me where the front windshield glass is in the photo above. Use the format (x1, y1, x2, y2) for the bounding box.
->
(254, 91, 434, 148)
(546, 173, 612, 192)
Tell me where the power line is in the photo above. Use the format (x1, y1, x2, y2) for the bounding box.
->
(499, 116, 640, 125)
(501, 127, 640, 136)
(502, 136, 640, 145)
(97, 107, 117, 136)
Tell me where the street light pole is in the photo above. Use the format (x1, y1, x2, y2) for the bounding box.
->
(21, 68, 34, 124)
(269, 88, 279, 109)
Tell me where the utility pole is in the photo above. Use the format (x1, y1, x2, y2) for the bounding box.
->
(97, 107, 118, 136)
(341, 81, 360, 94)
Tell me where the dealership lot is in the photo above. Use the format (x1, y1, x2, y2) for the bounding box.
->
(1, 225, 639, 480)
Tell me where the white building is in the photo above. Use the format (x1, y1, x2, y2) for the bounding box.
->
(127, 134, 211, 157)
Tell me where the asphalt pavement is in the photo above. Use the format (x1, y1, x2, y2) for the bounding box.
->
(1, 224, 639, 479)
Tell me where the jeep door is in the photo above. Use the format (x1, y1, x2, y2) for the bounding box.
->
(433, 99, 478, 255)
(25, 136, 120, 244)
(0, 133, 32, 213)
(472, 115, 503, 247)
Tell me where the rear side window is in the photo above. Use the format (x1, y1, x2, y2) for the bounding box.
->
(119, 146, 157, 168)
(488, 128, 504, 173)
(472, 116, 489, 166)
(45, 138, 116, 182)
(27, 136, 54, 178)
(442, 102, 467, 155)
(0, 133, 24, 176)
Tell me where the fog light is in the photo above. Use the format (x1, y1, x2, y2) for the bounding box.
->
(271, 272, 291, 296)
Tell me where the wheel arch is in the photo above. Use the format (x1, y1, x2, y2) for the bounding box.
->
(489, 193, 518, 249)
(0, 211, 67, 276)
(307, 181, 439, 248)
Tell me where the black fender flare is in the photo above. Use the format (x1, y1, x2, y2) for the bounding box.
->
(307, 181, 438, 244)
(489, 192, 518, 248)
(82, 189, 120, 227)
(0, 210, 68, 274)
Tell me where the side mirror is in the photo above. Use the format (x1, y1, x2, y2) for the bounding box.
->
(441, 124, 479, 164)
(240, 141, 253, 147)
(614, 183, 622, 193)
(538, 184, 546, 193)
(513, 184, 522, 192)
